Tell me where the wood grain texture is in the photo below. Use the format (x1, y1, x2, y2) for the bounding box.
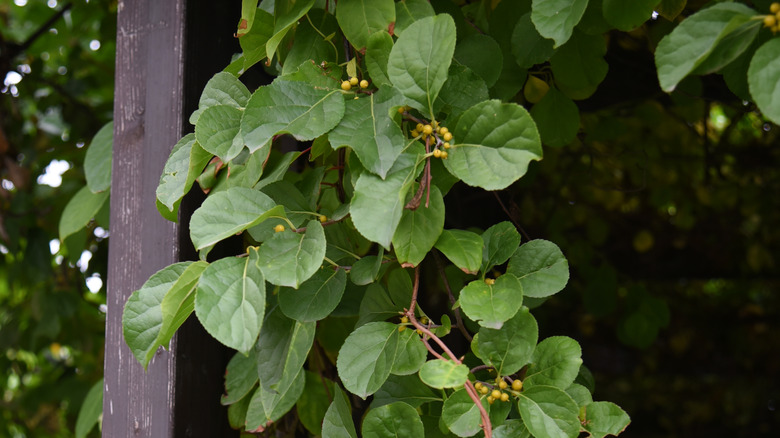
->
(104, 1, 184, 437)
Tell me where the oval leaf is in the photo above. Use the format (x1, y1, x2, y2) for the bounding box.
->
(362, 402, 425, 437)
(506, 239, 570, 298)
(195, 251, 265, 353)
(418, 359, 469, 389)
(582, 401, 631, 438)
(222, 349, 259, 405)
(442, 388, 485, 437)
(336, 0, 395, 49)
(446, 100, 542, 190)
(257, 219, 327, 288)
(524, 336, 583, 390)
(748, 38, 780, 125)
(434, 229, 483, 275)
(459, 274, 523, 329)
(255, 307, 316, 391)
(517, 385, 580, 438)
(84, 121, 113, 193)
(279, 268, 347, 322)
(476, 307, 538, 376)
(194, 105, 245, 162)
(392, 185, 445, 267)
(336, 321, 399, 399)
(531, 0, 588, 47)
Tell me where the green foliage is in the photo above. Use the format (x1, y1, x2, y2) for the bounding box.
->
(110, 0, 780, 436)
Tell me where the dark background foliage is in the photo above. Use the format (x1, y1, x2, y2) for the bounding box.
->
(1, 0, 778, 436)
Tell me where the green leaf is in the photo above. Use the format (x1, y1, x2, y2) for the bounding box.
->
(358, 283, 403, 327)
(517, 385, 580, 438)
(279, 267, 347, 322)
(419, 359, 469, 389)
(322, 386, 359, 438)
(602, 0, 658, 31)
(351, 254, 384, 287)
(482, 221, 522, 273)
(59, 186, 109, 241)
(453, 34, 503, 88)
(241, 78, 345, 152)
(493, 420, 531, 438)
(245, 368, 305, 431)
(459, 274, 523, 329)
(194, 105, 245, 162)
(329, 86, 406, 178)
(255, 307, 316, 391)
(222, 349, 259, 405)
(362, 402, 425, 437)
(524, 336, 583, 390)
(75, 378, 103, 438)
(350, 152, 421, 248)
(189, 187, 279, 251)
(506, 239, 570, 298)
(337, 321, 399, 398)
(512, 12, 555, 69)
(565, 383, 593, 407)
(476, 307, 538, 375)
(336, 0, 395, 49)
(156, 134, 212, 219)
(393, 185, 445, 267)
(236, 0, 258, 37)
(577, 0, 612, 35)
(445, 100, 542, 190)
(530, 87, 579, 147)
(228, 392, 252, 429)
(371, 374, 440, 409)
(488, 395, 513, 429)
(655, 0, 687, 21)
(240, 9, 274, 71)
(388, 14, 456, 118)
(693, 20, 761, 76)
(748, 38, 780, 125)
(654, 3, 757, 92)
(435, 64, 490, 122)
(395, 0, 435, 36)
(282, 9, 340, 75)
(297, 372, 336, 436)
(530, 0, 588, 47)
(190, 72, 252, 124)
(195, 250, 265, 352)
(391, 327, 427, 376)
(550, 30, 608, 100)
(265, 0, 315, 62)
(122, 262, 192, 368)
(582, 401, 631, 438)
(257, 219, 327, 288)
(157, 261, 208, 352)
(435, 229, 483, 275)
(366, 31, 394, 87)
(441, 388, 485, 437)
(84, 121, 112, 193)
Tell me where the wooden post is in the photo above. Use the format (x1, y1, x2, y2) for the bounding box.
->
(104, 1, 240, 436)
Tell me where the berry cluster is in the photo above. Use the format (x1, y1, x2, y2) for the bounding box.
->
(396, 110, 454, 159)
(764, 3, 780, 33)
(474, 378, 523, 404)
(341, 76, 369, 91)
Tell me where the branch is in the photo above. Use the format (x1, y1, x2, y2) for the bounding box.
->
(406, 266, 492, 437)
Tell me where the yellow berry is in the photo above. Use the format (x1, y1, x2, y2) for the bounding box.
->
(416, 123, 424, 131)
(491, 389, 501, 399)
(341, 81, 351, 91)
(398, 325, 406, 332)
(765, 15, 777, 27)
(440, 151, 448, 159)
(772, 3, 780, 14)
(410, 130, 419, 137)
(480, 386, 489, 395)
(500, 392, 510, 402)
(401, 315, 409, 323)
(360, 79, 369, 88)
(435, 126, 441, 134)
(274, 224, 285, 233)
(349, 76, 358, 86)
(443, 142, 450, 149)
(433, 149, 442, 158)
(319, 214, 327, 223)
(485, 278, 495, 285)
(420, 316, 428, 324)
(498, 380, 508, 389)
(439, 127, 449, 135)
(773, 25, 780, 33)
(416, 329, 423, 335)
(474, 382, 483, 390)
(397, 106, 406, 114)
(422, 124, 433, 135)
(512, 379, 523, 391)
(487, 396, 495, 404)
(442, 132, 453, 141)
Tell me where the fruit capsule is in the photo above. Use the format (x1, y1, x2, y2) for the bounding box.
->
(341, 81, 351, 91)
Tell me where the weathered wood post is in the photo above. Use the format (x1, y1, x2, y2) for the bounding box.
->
(104, 1, 240, 436)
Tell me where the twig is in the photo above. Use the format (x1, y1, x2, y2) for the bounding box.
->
(406, 266, 492, 437)
(433, 251, 472, 342)
(492, 191, 530, 241)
